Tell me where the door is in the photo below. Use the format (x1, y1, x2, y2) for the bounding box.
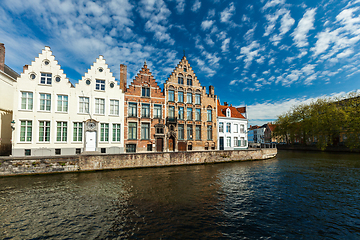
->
(168, 137, 174, 151)
(220, 137, 224, 150)
(85, 131, 97, 151)
(156, 138, 163, 152)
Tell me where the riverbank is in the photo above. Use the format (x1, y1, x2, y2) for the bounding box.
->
(277, 144, 360, 153)
(0, 149, 277, 177)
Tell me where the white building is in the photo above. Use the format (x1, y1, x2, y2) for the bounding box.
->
(12, 46, 125, 156)
(248, 125, 266, 144)
(0, 43, 19, 155)
(217, 101, 248, 150)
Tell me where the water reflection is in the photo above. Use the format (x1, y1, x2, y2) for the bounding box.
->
(1, 151, 360, 239)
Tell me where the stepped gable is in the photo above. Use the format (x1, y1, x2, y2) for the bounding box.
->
(75, 55, 117, 90)
(166, 56, 202, 88)
(126, 61, 164, 98)
(19, 46, 72, 88)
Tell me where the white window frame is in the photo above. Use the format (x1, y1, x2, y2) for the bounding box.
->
(234, 124, 239, 133)
(195, 94, 201, 105)
(187, 93, 192, 103)
(39, 93, 51, 111)
(21, 91, 33, 110)
(112, 123, 121, 142)
(95, 98, 105, 115)
(40, 73, 52, 85)
(128, 102, 137, 117)
(227, 137, 231, 147)
(219, 122, 224, 133)
(79, 97, 89, 113)
(154, 104, 162, 119)
(110, 99, 119, 115)
(141, 123, 150, 140)
(226, 123, 231, 133)
(56, 121, 67, 142)
(96, 79, 105, 91)
(73, 122, 83, 142)
(100, 123, 109, 142)
(20, 120, 32, 142)
(39, 120, 51, 142)
(57, 95, 68, 112)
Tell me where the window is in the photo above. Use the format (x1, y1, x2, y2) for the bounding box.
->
(187, 93, 192, 103)
(168, 90, 175, 101)
(110, 100, 119, 115)
(100, 123, 109, 141)
(178, 74, 184, 84)
(73, 122, 83, 142)
(128, 122, 137, 140)
(142, 104, 150, 118)
(187, 125, 193, 140)
(226, 123, 231, 133)
(40, 93, 51, 111)
(240, 125, 245, 133)
(179, 107, 184, 120)
(195, 94, 201, 105)
(219, 122, 224, 133)
(39, 121, 50, 142)
(56, 122, 67, 142)
(95, 98, 105, 114)
(147, 144, 152, 151)
(187, 108, 192, 120)
(57, 95, 68, 112)
(101, 148, 106, 153)
(227, 137, 231, 147)
(195, 125, 201, 140)
(154, 105, 162, 118)
(113, 124, 121, 142)
(195, 109, 201, 121)
(178, 124, 184, 140)
(142, 87, 150, 97)
(141, 123, 150, 140)
(234, 137, 238, 147)
(234, 124, 239, 133)
(240, 137, 245, 146)
(21, 92, 33, 110)
(207, 109, 212, 122)
(187, 77, 192, 86)
(126, 144, 136, 153)
(96, 79, 105, 90)
(20, 120, 32, 142)
(226, 108, 231, 117)
(55, 149, 61, 155)
(168, 106, 175, 119)
(207, 125, 212, 140)
(40, 73, 52, 84)
(128, 103, 137, 117)
(178, 91, 184, 102)
(156, 127, 164, 134)
(25, 149, 31, 156)
(79, 97, 89, 113)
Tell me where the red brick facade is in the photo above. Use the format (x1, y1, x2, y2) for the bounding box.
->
(123, 62, 166, 152)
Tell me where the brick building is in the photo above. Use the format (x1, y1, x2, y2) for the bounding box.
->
(164, 56, 217, 151)
(121, 62, 166, 153)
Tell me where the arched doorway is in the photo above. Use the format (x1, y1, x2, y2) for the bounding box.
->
(168, 136, 175, 151)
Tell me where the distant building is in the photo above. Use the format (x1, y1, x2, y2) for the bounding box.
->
(265, 123, 277, 143)
(121, 62, 166, 153)
(248, 125, 266, 144)
(0, 43, 19, 155)
(12, 46, 125, 156)
(217, 101, 248, 150)
(164, 56, 217, 151)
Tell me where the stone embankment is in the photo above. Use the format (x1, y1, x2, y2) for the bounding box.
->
(0, 149, 277, 177)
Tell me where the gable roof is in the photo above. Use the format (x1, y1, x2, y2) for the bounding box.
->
(217, 101, 246, 119)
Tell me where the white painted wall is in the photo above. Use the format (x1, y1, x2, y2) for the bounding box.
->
(217, 116, 248, 150)
(12, 46, 125, 156)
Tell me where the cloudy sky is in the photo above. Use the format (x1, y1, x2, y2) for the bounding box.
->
(1, 0, 360, 125)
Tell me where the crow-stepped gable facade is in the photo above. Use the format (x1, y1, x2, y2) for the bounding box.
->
(122, 62, 166, 153)
(12, 46, 125, 156)
(164, 56, 217, 151)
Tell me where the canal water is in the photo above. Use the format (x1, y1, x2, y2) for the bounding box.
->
(1, 151, 359, 239)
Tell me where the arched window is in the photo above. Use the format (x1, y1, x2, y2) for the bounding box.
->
(187, 76, 192, 86)
(178, 74, 184, 84)
(226, 108, 231, 117)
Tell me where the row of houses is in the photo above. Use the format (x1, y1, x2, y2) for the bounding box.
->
(0, 45, 248, 156)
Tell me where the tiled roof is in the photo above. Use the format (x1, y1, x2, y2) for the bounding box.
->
(267, 123, 276, 132)
(217, 102, 246, 119)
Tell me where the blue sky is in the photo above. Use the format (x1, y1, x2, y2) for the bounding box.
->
(1, 0, 360, 125)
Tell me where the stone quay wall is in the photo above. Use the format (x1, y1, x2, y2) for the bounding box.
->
(0, 148, 277, 177)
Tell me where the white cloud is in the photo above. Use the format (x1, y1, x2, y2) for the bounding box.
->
(237, 41, 265, 69)
(221, 38, 231, 52)
(191, 0, 201, 12)
(280, 11, 295, 35)
(176, 0, 185, 14)
(221, 2, 236, 23)
(291, 8, 317, 48)
(205, 34, 215, 46)
(262, 0, 285, 12)
(201, 20, 215, 30)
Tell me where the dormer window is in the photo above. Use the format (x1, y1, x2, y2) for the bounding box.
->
(96, 79, 105, 90)
(226, 108, 231, 117)
(142, 87, 150, 97)
(40, 73, 52, 85)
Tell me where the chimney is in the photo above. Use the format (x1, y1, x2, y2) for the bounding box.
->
(0, 43, 5, 72)
(224, 102, 228, 106)
(120, 64, 127, 92)
(23, 65, 29, 73)
(209, 85, 214, 96)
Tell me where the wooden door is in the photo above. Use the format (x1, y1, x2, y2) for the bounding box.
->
(156, 138, 163, 152)
(168, 137, 174, 151)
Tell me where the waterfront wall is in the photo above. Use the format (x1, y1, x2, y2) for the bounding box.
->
(0, 148, 277, 177)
